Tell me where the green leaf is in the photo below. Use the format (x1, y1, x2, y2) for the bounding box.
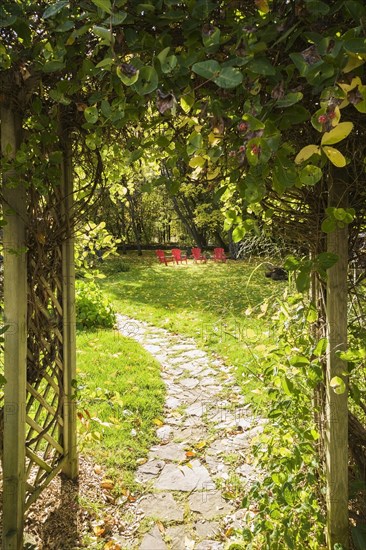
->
(281, 376, 294, 396)
(214, 67, 243, 89)
(247, 57, 276, 76)
(134, 66, 158, 95)
(192, 60, 221, 80)
(42, 60, 66, 73)
(321, 122, 354, 145)
(93, 26, 114, 46)
(344, 38, 366, 54)
(296, 268, 311, 292)
(313, 338, 327, 357)
(43, 1, 68, 19)
(242, 113, 265, 130)
(84, 105, 99, 124)
(299, 165, 322, 185)
(275, 92, 303, 108)
(322, 146, 346, 167)
(91, 0, 113, 14)
(104, 12, 127, 25)
(330, 376, 346, 394)
(321, 217, 336, 233)
(232, 225, 246, 242)
(96, 57, 114, 68)
(317, 252, 338, 269)
(203, 26, 221, 51)
(117, 66, 139, 85)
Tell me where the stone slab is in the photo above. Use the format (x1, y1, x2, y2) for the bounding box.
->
(194, 521, 220, 539)
(140, 525, 167, 550)
(154, 460, 212, 491)
(139, 493, 184, 521)
(149, 442, 186, 462)
(189, 490, 233, 519)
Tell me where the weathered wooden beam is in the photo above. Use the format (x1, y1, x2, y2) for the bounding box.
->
(60, 112, 78, 479)
(1, 104, 27, 550)
(325, 170, 349, 549)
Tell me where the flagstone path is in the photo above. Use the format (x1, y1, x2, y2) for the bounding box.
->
(115, 314, 263, 550)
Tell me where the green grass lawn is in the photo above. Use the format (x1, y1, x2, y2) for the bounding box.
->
(76, 329, 165, 490)
(100, 252, 285, 395)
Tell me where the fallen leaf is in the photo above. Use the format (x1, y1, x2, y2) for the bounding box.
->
(225, 527, 234, 537)
(93, 524, 106, 537)
(104, 541, 121, 550)
(94, 464, 103, 475)
(185, 450, 196, 458)
(156, 520, 165, 533)
(153, 418, 164, 426)
(194, 441, 207, 450)
(101, 479, 114, 490)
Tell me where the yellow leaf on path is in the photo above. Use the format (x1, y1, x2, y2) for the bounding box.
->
(295, 144, 320, 164)
(104, 542, 121, 550)
(194, 441, 207, 450)
(93, 524, 106, 537)
(322, 146, 347, 167)
(94, 464, 103, 475)
(157, 521, 165, 533)
(153, 418, 164, 426)
(101, 479, 114, 490)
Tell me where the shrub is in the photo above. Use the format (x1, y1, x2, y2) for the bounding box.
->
(75, 279, 115, 329)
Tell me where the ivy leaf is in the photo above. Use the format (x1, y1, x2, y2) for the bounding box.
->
(295, 144, 320, 164)
(247, 56, 276, 76)
(43, 1, 68, 19)
(322, 146, 346, 167)
(321, 122, 354, 145)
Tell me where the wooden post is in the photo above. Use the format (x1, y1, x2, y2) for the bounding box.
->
(60, 115, 78, 479)
(1, 105, 27, 549)
(325, 170, 349, 549)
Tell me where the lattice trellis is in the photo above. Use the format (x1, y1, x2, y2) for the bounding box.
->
(25, 186, 67, 510)
(1, 110, 78, 550)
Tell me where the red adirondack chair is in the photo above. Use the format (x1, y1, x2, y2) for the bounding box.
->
(192, 247, 207, 263)
(213, 247, 227, 262)
(155, 249, 174, 265)
(171, 248, 187, 264)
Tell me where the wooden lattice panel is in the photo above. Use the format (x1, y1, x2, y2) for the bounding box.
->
(24, 189, 68, 509)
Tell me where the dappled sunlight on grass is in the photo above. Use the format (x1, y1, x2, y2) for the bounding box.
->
(100, 252, 286, 391)
(76, 329, 165, 488)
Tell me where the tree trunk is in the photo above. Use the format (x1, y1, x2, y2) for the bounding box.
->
(1, 103, 27, 550)
(325, 169, 349, 549)
(171, 195, 206, 248)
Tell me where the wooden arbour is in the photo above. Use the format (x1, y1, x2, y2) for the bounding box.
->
(1, 103, 78, 550)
